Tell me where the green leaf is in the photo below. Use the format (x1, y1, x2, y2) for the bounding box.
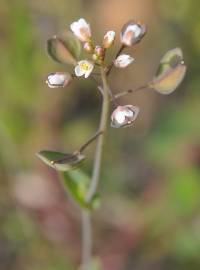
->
(150, 63, 186, 95)
(62, 170, 101, 210)
(156, 47, 183, 77)
(36, 150, 85, 172)
(47, 30, 81, 65)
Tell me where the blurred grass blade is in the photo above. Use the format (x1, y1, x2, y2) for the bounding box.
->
(150, 63, 187, 94)
(47, 31, 81, 65)
(36, 150, 85, 171)
(62, 170, 101, 210)
(156, 47, 183, 77)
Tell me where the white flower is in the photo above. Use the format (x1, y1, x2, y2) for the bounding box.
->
(111, 105, 139, 128)
(70, 18, 91, 42)
(114, 54, 134, 68)
(46, 72, 72, 88)
(103, 31, 116, 48)
(75, 60, 94, 78)
(120, 21, 146, 46)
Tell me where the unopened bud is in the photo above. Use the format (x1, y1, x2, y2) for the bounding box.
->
(46, 72, 72, 88)
(111, 105, 139, 128)
(120, 20, 146, 46)
(70, 18, 91, 42)
(83, 42, 94, 53)
(94, 46, 105, 59)
(114, 54, 134, 68)
(103, 31, 116, 49)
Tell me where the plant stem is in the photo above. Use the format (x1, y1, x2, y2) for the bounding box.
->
(78, 130, 104, 153)
(81, 67, 110, 270)
(81, 211, 92, 270)
(114, 84, 148, 100)
(106, 45, 125, 76)
(86, 67, 110, 201)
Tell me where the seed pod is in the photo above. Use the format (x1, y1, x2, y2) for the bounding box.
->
(120, 20, 146, 46)
(150, 63, 187, 95)
(111, 105, 139, 128)
(150, 48, 187, 94)
(46, 72, 72, 88)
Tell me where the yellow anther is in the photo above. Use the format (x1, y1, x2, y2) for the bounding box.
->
(80, 63, 90, 71)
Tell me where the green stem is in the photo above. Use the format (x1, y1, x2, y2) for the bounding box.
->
(86, 67, 110, 201)
(81, 67, 110, 270)
(114, 84, 148, 100)
(81, 211, 92, 270)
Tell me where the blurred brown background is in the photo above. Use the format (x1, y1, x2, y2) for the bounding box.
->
(0, 0, 200, 269)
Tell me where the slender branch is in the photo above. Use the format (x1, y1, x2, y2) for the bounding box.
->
(114, 84, 148, 100)
(106, 45, 125, 76)
(103, 45, 125, 105)
(78, 130, 104, 153)
(81, 67, 110, 270)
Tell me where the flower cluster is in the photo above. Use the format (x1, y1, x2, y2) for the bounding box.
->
(46, 18, 186, 128)
(46, 18, 149, 127)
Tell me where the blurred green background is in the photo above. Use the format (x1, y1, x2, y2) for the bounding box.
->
(0, 0, 200, 269)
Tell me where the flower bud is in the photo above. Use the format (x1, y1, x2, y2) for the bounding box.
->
(70, 18, 91, 42)
(103, 31, 116, 49)
(46, 72, 72, 88)
(120, 20, 146, 46)
(111, 105, 139, 128)
(94, 46, 105, 59)
(83, 42, 94, 53)
(114, 54, 134, 68)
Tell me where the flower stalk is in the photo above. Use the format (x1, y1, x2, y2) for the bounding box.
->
(81, 67, 110, 270)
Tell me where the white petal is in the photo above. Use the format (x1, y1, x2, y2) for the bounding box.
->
(84, 65, 94, 78)
(127, 24, 141, 38)
(105, 31, 115, 41)
(78, 18, 88, 28)
(48, 74, 65, 85)
(114, 54, 134, 68)
(75, 65, 85, 77)
(124, 109, 134, 117)
(115, 111, 126, 124)
(70, 18, 91, 41)
(70, 21, 78, 34)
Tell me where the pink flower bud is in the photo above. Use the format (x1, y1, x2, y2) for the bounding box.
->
(83, 42, 94, 53)
(111, 105, 139, 128)
(120, 20, 146, 46)
(46, 72, 72, 88)
(70, 18, 91, 42)
(103, 31, 116, 49)
(94, 46, 105, 59)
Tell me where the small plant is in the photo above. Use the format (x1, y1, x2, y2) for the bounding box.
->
(37, 18, 187, 269)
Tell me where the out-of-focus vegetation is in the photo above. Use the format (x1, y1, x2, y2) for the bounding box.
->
(0, 0, 200, 269)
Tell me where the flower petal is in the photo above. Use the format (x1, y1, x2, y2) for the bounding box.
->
(114, 54, 134, 68)
(75, 65, 85, 77)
